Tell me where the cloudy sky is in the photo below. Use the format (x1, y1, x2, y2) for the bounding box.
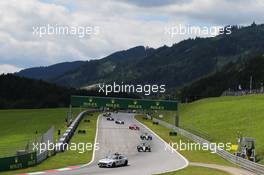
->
(0, 0, 264, 73)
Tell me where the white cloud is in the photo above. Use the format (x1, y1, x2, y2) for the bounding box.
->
(0, 0, 263, 69)
(0, 64, 23, 74)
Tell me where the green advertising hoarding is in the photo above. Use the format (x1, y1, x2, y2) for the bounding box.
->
(0, 152, 37, 171)
(71, 96, 178, 111)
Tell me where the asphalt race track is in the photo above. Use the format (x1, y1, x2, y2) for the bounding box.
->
(49, 112, 188, 175)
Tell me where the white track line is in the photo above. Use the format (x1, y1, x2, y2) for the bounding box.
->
(80, 113, 100, 168)
(56, 168, 71, 171)
(27, 172, 45, 175)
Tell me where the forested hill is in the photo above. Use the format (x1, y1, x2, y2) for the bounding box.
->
(0, 74, 138, 109)
(17, 24, 264, 90)
(179, 55, 264, 102)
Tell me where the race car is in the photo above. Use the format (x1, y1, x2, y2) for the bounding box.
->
(103, 112, 111, 117)
(115, 119, 125, 124)
(137, 142, 151, 152)
(140, 133, 152, 140)
(129, 124, 140, 130)
(106, 117, 114, 121)
(98, 153, 128, 168)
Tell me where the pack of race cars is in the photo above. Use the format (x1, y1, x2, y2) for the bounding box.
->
(138, 132, 152, 152)
(99, 112, 153, 168)
(105, 113, 125, 125)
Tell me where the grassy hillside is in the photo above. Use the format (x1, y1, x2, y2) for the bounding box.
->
(1, 112, 99, 175)
(154, 95, 264, 164)
(0, 108, 79, 157)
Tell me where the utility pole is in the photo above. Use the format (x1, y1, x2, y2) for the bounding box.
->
(250, 76, 253, 93)
(175, 109, 179, 127)
(192, 111, 195, 130)
(69, 105, 72, 116)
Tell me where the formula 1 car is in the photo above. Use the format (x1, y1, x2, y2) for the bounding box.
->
(129, 124, 140, 130)
(115, 119, 125, 124)
(140, 133, 152, 140)
(98, 153, 128, 168)
(103, 112, 111, 117)
(106, 117, 114, 121)
(137, 142, 151, 152)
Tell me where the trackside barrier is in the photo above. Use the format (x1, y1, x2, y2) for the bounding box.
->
(56, 109, 101, 152)
(36, 126, 55, 163)
(147, 115, 264, 175)
(0, 152, 37, 172)
(37, 150, 48, 163)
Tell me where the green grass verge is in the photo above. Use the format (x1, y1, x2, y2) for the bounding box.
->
(158, 166, 231, 175)
(136, 115, 233, 166)
(0, 108, 80, 157)
(151, 95, 264, 164)
(0, 109, 99, 175)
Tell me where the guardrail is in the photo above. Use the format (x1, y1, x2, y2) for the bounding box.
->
(56, 109, 101, 152)
(183, 126, 213, 141)
(147, 116, 264, 175)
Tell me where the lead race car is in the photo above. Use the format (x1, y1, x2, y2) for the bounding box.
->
(98, 153, 128, 168)
(137, 142, 151, 152)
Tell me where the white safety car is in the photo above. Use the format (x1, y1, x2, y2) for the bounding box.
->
(98, 153, 128, 168)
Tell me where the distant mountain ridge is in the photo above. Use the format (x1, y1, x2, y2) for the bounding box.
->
(17, 24, 264, 94)
(17, 46, 154, 87)
(17, 61, 86, 81)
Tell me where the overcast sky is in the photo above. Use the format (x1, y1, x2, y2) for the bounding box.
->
(0, 0, 264, 73)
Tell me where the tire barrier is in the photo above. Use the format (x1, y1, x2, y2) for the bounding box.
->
(78, 130, 86, 134)
(169, 131, 177, 136)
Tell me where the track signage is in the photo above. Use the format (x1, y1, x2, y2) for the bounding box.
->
(71, 96, 178, 111)
(0, 152, 37, 171)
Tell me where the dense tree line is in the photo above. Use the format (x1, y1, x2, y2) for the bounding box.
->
(179, 56, 264, 102)
(0, 74, 138, 109)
